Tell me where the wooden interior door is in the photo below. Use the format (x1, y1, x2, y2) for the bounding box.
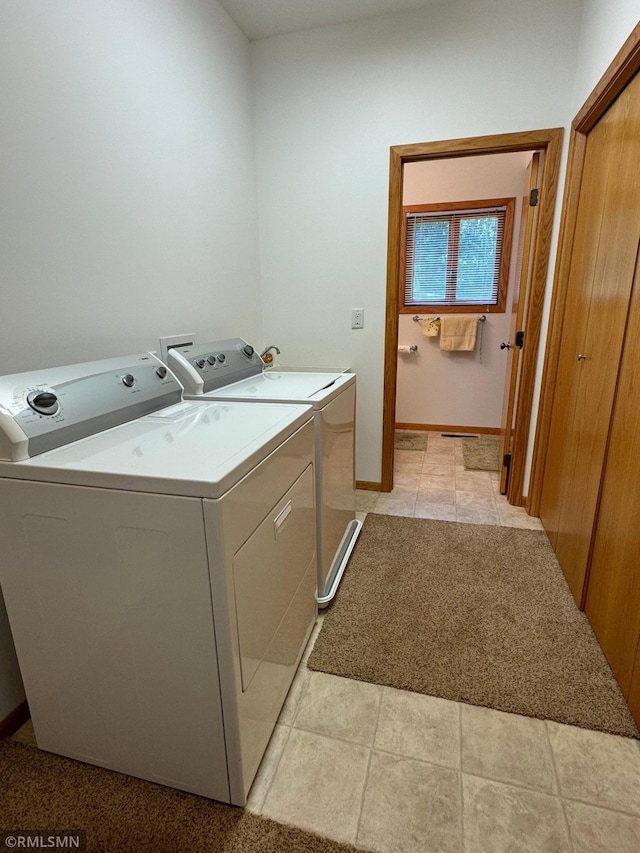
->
(628, 641, 640, 725)
(539, 70, 640, 606)
(499, 153, 540, 494)
(584, 242, 640, 701)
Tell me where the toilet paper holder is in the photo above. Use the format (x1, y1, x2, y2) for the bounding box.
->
(398, 345, 418, 354)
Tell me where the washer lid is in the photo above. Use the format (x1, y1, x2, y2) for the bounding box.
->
(194, 371, 355, 408)
(0, 400, 313, 498)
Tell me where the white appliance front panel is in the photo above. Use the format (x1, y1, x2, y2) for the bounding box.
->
(0, 479, 230, 802)
(204, 419, 317, 804)
(0, 401, 312, 498)
(315, 385, 357, 595)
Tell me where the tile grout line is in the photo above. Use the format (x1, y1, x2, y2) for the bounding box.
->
(544, 720, 575, 852)
(353, 685, 385, 847)
(344, 740, 461, 774)
(460, 767, 575, 802)
(291, 699, 384, 752)
(556, 792, 640, 821)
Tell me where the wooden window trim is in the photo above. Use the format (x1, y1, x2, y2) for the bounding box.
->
(399, 197, 515, 314)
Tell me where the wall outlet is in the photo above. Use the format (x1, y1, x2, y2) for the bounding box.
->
(159, 333, 196, 363)
(351, 308, 364, 329)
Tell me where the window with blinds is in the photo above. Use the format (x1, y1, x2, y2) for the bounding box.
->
(400, 197, 515, 313)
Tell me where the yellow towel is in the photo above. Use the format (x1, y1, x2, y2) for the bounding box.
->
(440, 316, 477, 351)
(421, 317, 440, 338)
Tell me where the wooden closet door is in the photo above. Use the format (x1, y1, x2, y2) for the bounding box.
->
(585, 241, 640, 701)
(628, 642, 640, 725)
(540, 71, 640, 605)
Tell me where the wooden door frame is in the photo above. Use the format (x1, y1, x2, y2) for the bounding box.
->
(382, 128, 564, 497)
(527, 22, 640, 516)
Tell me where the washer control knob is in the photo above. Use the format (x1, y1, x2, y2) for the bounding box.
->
(217, 353, 226, 363)
(196, 359, 206, 369)
(207, 356, 216, 365)
(121, 374, 135, 388)
(27, 391, 59, 416)
(155, 366, 168, 379)
(242, 345, 254, 359)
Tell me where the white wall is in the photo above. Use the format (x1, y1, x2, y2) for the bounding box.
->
(0, 0, 260, 719)
(397, 153, 530, 429)
(0, 0, 262, 374)
(251, 0, 583, 483)
(571, 0, 639, 111)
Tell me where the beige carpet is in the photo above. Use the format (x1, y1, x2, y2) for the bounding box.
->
(462, 435, 501, 471)
(308, 515, 639, 738)
(0, 740, 360, 853)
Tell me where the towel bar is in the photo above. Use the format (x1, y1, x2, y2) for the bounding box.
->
(413, 314, 486, 323)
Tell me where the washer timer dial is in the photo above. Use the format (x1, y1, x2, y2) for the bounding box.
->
(27, 391, 60, 416)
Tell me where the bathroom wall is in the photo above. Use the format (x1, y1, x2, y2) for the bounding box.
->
(396, 152, 531, 430)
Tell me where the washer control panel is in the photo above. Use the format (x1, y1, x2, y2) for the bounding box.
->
(167, 338, 263, 395)
(0, 353, 183, 462)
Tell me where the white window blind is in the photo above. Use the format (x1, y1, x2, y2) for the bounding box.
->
(404, 205, 508, 308)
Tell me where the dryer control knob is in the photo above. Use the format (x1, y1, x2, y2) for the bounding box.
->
(196, 359, 206, 369)
(217, 354, 226, 363)
(121, 374, 135, 388)
(155, 366, 168, 379)
(207, 356, 216, 365)
(27, 391, 59, 416)
(242, 345, 254, 359)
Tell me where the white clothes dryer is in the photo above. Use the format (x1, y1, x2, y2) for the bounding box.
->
(167, 339, 362, 607)
(0, 352, 316, 805)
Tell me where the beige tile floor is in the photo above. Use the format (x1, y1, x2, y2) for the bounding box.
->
(246, 432, 640, 852)
(356, 431, 544, 529)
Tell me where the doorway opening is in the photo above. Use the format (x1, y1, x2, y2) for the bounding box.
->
(381, 129, 563, 509)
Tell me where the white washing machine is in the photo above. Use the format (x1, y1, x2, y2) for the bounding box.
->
(167, 339, 361, 607)
(0, 352, 317, 805)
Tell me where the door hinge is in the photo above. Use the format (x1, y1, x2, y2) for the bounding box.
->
(515, 330, 524, 349)
(529, 188, 539, 207)
(503, 453, 512, 470)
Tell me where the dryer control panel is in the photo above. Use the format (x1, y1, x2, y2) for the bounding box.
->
(0, 353, 182, 462)
(167, 338, 263, 396)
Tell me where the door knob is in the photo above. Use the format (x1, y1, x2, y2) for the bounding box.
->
(577, 353, 589, 361)
(500, 342, 511, 350)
